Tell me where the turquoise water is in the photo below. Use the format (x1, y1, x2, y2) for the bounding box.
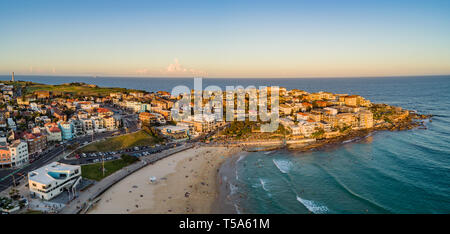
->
(227, 128, 449, 214)
(5, 75, 450, 213)
(219, 77, 450, 214)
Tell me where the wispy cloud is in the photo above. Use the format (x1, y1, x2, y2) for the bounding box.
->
(163, 58, 207, 77)
(135, 58, 207, 77)
(135, 68, 149, 75)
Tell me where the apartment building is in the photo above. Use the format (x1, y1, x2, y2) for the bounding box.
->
(23, 133, 47, 155)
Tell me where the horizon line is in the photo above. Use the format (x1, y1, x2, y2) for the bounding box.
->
(0, 73, 450, 80)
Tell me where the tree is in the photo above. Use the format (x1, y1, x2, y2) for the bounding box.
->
(312, 128, 325, 139)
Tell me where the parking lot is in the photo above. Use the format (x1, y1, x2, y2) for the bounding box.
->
(61, 142, 186, 165)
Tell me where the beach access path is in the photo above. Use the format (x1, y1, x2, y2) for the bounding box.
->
(59, 143, 194, 214)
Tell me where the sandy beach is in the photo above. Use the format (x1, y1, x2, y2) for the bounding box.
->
(87, 146, 241, 214)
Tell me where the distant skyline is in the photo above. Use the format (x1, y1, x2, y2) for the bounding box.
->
(1, 0, 450, 78)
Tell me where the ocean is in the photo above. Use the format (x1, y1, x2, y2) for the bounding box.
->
(3, 75, 450, 213)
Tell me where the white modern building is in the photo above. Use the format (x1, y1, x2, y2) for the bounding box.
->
(28, 162, 81, 200)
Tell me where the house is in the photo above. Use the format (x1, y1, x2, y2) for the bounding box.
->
(130, 92, 144, 98)
(34, 90, 51, 99)
(96, 107, 114, 117)
(340, 95, 361, 107)
(296, 112, 309, 121)
(298, 120, 317, 137)
(279, 118, 301, 135)
(323, 107, 338, 116)
(53, 109, 67, 121)
(139, 112, 158, 125)
(45, 123, 62, 142)
(301, 102, 313, 111)
(279, 104, 293, 115)
(157, 91, 172, 98)
(0, 146, 11, 168)
(306, 93, 322, 101)
(314, 100, 330, 108)
(110, 92, 123, 99)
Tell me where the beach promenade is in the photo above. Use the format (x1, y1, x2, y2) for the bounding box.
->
(59, 143, 194, 214)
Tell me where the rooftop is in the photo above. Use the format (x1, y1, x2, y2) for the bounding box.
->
(28, 162, 80, 185)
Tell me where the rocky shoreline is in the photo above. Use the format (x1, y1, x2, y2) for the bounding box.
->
(289, 111, 431, 152)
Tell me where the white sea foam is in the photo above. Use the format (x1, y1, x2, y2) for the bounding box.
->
(272, 159, 291, 174)
(234, 204, 242, 214)
(236, 155, 246, 163)
(296, 196, 329, 214)
(229, 182, 238, 195)
(259, 178, 269, 191)
(342, 139, 355, 144)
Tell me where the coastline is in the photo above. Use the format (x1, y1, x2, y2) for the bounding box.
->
(87, 146, 242, 214)
(86, 112, 430, 214)
(214, 151, 249, 214)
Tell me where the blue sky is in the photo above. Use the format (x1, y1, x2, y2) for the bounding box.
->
(1, 0, 450, 78)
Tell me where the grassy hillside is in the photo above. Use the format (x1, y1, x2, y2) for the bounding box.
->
(79, 130, 159, 153)
(24, 83, 135, 96)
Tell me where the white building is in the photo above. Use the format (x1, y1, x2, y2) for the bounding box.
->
(9, 140, 29, 166)
(324, 107, 338, 116)
(92, 116, 106, 132)
(279, 118, 302, 135)
(298, 120, 317, 137)
(7, 118, 16, 131)
(81, 118, 94, 134)
(70, 119, 84, 136)
(28, 162, 81, 200)
(103, 116, 117, 131)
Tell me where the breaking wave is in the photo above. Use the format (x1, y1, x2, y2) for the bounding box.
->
(272, 159, 292, 174)
(229, 182, 238, 195)
(296, 196, 330, 214)
(259, 178, 269, 191)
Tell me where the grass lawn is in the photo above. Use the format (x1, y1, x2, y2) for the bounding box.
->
(81, 155, 139, 181)
(79, 130, 159, 153)
(25, 84, 132, 96)
(24, 210, 44, 214)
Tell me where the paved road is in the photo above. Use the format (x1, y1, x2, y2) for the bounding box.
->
(0, 146, 64, 192)
(0, 114, 139, 193)
(59, 143, 194, 214)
